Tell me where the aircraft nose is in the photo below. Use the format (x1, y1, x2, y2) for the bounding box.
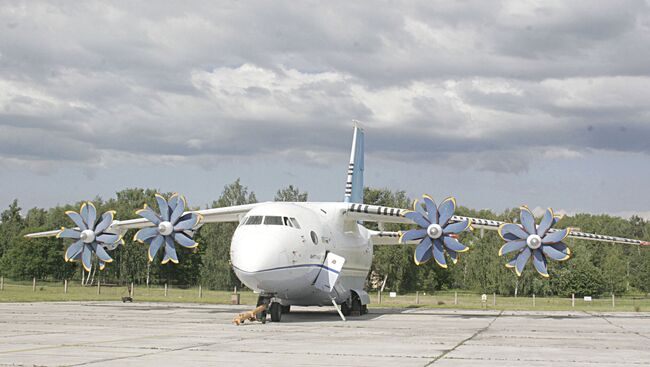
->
(230, 227, 292, 272)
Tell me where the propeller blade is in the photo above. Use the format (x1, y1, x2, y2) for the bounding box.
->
(85, 202, 97, 230)
(548, 242, 570, 255)
(94, 244, 113, 263)
(542, 244, 570, 261)
(414, 237, 433, 264)
(413, 199, 428, 221)
(94, 211, 115, 234)
(170, 195, 186, 224)
(173, 232, 198, 248)
(148, 235, 164, 262)
(444, 219, 470, 234)
(135, 205, 162, 225)
(81, 245, 92, 271)
(499, 223, 529, 241)
(443, 236, 468, 252)
(499, 239, 527, 256)
(134, 227, 159, 243)
(168, 193, 180, 212)
(64, 240, 84, 262)
(519, 206, 536, 234)
(433, 238, 447, 268)
(155, 194, 170, 221)
(422, 195, 438, 224)
(532, 249, 549, 277)
(65, 210, 87, 230)
(174, 213, 200, 231)
(404, 211, 430, 229)
(162, 236, 179, 264)
(447, 248, 458, 264)
(58, 228, 81, 240)
(515, 247, 532, 276)
(537, 208, 554, 237)
(437, 197, 456, 226)
(80, 203, 90, 228)
(400, 229, 427, 243)
(542, 228, 570, 244)
(96, 233, 120, 244)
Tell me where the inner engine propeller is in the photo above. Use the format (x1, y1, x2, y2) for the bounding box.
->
(58, 202, 123, 271)
(134, 193, 202, 264)
(498, 206, 571, 277)
(399, 195, 471, 268)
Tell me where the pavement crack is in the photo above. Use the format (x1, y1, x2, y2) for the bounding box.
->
(588, 312, 650, 341)
(424, 310, 502, 366)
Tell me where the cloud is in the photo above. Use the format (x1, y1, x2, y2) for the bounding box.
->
(0, 0, 649, 177)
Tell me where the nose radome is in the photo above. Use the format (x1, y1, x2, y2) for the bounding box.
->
(230, 227, 294, 273)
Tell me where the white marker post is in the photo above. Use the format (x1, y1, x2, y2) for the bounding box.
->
(64, 279, 68, 294)
(533, 294, 536, 307)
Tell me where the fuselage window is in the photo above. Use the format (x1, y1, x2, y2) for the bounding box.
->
(290, 217, 301, 229)
(245, 216, 263, 225)
(310, 231, 318, 245)
(264, 216, 284, 225)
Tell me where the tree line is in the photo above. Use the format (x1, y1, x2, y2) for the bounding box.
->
(1, 180, 649, 297)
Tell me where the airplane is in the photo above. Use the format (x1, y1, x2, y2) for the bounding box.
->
(25, 124, 650, 322)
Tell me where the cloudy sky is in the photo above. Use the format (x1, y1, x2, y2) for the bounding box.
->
(1, 1, 650, 218)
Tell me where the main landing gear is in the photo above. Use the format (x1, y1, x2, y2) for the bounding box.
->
(340, 292, 368, 317)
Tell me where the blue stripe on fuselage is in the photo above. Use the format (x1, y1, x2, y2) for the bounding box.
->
(232, 263, 340, 275)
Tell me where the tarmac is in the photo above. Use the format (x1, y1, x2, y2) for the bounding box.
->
(0, 302, 649, 366)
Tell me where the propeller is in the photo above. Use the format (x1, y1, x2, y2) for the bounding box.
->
(57, 202, 122, 271)
(498, 206, 571, 277)
(399, 195, 471, 268)
(133, 193, 202, 264)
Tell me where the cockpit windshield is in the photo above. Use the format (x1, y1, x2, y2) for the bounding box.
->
(241, 215, 300, 228)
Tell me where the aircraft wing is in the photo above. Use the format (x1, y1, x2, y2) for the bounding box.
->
(352, 203, 649, 247)
(24, 203, 260, 239)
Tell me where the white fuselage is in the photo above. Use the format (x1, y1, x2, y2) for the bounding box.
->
(230, 202, 373, 306)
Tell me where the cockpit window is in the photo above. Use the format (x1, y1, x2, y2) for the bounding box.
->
(289, 217, 301, 229)
(244, 216, 263, 225)
(263, 216, 283, 225)
(242, 215, 301, 228)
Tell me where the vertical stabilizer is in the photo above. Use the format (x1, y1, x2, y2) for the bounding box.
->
(344, 123, 364, 203)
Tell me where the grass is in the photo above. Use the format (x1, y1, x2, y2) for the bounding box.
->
(1, 279, 648, 312)
(372, 290, 650, 312)
(0, 279, 258, 305)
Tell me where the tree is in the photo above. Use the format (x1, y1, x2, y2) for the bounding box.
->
(0, 199, 24, 261)
(198, 179, 257, 290)
(274, 185, 308, 202)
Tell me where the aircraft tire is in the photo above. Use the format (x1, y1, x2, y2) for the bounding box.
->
(270, 302, 282, 322)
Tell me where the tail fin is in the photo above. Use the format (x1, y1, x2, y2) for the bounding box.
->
(344, 123, 364, 203)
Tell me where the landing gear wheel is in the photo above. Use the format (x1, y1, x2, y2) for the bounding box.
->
(270, 302, 282, 322)
(256, 296, 268, 323)
(361, 304, 368, 315)
(351, 296, 362, 317)
(281, 305, 291, 314)
(341, 301, 351, 317)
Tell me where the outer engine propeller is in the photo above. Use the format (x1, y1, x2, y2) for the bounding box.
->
(399, 195, 471, 268)
(498, 206, 571, 277)
(58, 202, 123, 271)
(134, 193, 202, 264)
